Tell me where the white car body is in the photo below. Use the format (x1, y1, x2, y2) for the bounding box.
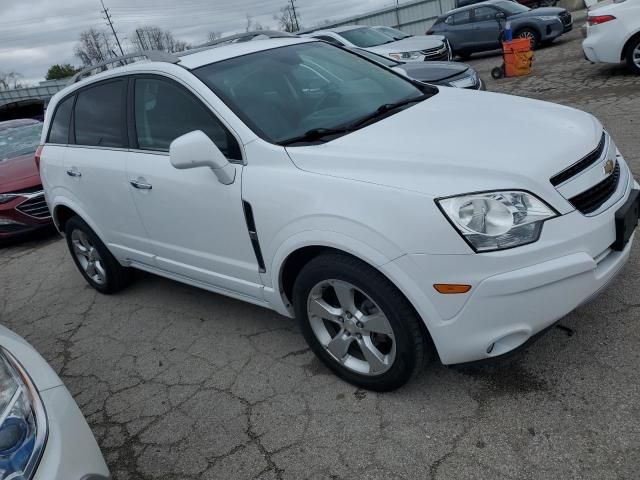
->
(39, 38, 637, 382)
(303, 26, 451, 61)
(0, 325, 110, 480)
(582, 0, 640, 67)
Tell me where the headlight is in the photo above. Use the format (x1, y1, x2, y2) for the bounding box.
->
(390, 51, 422, 60)
(535, 16, 560, 21)
(0, 194, 17, 204)
(0, 348, 47, 480)
(436, 191, 558, 252)
(449, 71, 478, 88)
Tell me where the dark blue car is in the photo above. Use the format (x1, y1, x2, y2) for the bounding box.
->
(427, 0, 572, 58)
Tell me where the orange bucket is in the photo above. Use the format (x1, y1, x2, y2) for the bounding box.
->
(502, 38, 533, 77)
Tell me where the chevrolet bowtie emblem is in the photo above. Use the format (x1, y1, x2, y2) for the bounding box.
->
(604, 159, 615, 176)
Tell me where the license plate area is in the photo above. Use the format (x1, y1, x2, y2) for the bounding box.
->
(613, 189, 640, 251)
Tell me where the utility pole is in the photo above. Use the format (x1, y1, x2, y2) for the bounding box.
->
(289, 0, 300, 31)
(100, 0, 125, 56)
(395, 0, 401, 28)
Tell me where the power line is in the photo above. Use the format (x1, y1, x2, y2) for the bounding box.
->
(99, 0, 125, 56)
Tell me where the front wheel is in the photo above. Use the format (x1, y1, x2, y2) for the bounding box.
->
(65, 216, 132, 294)
(516, 28, 540, 50)
(293, 253, 430, 391)
(626, 37, 640, 74)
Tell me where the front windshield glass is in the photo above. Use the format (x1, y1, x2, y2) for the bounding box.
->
(353, 48, 401, 67)
(0, 122, 42, 162)
(194, 42, 425, 145)
(339, 27, 396, 48)
(495, 1, 530, 15)
(378, 26, 412, 40)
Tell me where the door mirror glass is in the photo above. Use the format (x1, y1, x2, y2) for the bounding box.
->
(169, 130, 236, 185)
(495, 12, 506, 20)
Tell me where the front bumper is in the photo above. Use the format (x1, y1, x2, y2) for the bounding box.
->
(0, 191, 52, 239)
(384, 164, 638, 365)
(541, 19, 566, 41)
(35, 386, 110, 480)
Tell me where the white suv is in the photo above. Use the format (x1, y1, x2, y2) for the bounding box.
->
(40, 38, 639, 391)
(582, 0, 640, 74)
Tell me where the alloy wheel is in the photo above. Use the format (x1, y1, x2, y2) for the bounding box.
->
(306, 279, 396, 376)
(71, 229, 107, 285)
(518, 31, 536, 48)
(633, 45, 640, 69)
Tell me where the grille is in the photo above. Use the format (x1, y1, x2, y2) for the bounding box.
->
(17, 194, 51, 219)
(550, 133, 606, 186)
(559, 12, 572, 26)
(422, 45, 449, 61)
(568, 161, 620, 214)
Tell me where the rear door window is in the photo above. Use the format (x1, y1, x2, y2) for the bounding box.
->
(74, 80, 126, 148)
(473, 6, 498, 22)
(452, 11, 472, 25)
(47, 96, 74, 144)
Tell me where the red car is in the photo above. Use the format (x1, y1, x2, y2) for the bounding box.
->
(0, 119, 51, 239)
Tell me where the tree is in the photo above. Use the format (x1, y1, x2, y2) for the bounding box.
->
(74, 28, 114, 66)
(276, 4, 300, 33)
(131, 25, 191, 53)
(207, 31, 222, 42)
(45, 64, 79, 80)
(0, 71, 23, 91)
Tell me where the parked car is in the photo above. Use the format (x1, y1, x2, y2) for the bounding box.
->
(40, 38, 638, 391)
(428, 0, 573, 56)
(372, 25, 413, 40)
(304, 25, 452, 61)
(351, 47, 485, 89)
(0, 324, 110, 479)
(456, 0, 558, 8)
(582, 0, 640, 74)
(0, 119, 52, 239)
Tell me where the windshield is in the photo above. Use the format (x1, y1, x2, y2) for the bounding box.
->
(339, 27, 396, 48)
(352, 48, 401, 67)
(194, 42, 425, 145)
(0, 122, 42, 162)
(377, 26, 412, 40)
(495, 1, 530, 15)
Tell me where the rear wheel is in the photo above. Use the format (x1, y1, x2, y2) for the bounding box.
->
(516, 28, 540, 50)
(65, 216, 132, 294)
(457, 51, 472, 60)
(626, 37, 640, 74)
(293, 253, 430, 391)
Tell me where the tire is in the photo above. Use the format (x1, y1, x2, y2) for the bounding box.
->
(516, 28, 540, 50)
(626, 37, 640, 74)
(65, 216, 132, 294)
(491, 66, 505, 79)
(457, 51, 472, 60)
(292, 253, 431, 391)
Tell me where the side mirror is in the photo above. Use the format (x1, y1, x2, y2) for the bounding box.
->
(495, 12, 506, 20)
(169, 130, 236, 185)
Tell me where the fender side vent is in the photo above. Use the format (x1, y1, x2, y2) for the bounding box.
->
(243, 201, 266, 273)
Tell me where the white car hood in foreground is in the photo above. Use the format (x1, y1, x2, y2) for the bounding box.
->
(0, 324, 62, 392)
(286, 88, 602, 213)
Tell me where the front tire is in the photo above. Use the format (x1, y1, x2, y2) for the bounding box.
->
(292, 253, 430, 391)
(516, 28, 540, 50)
(626, 37, 640, 74)
(65, 216, 132, 294)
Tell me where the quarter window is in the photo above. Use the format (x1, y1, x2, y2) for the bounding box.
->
(74, 80, 126, 148)
(47, 96, 74, 144)
(133, 77, 241, 160)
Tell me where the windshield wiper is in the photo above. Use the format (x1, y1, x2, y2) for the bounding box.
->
(279, 127, 352, 146)
(348, 94, 429, 130)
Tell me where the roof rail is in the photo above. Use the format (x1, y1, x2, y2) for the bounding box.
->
(183, 30, 297, 55)
(69, 50, 181, 84)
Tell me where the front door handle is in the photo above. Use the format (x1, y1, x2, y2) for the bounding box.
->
(130, 178, 153, 190)
(66, 167, 81, 177)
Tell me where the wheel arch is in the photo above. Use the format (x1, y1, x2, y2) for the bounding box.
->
(621, 30, 640, 62)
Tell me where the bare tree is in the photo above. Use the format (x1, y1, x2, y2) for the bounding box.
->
(276, 5, 299, 33)
(245, 13, 253, 32)
(207, 31, 222, 42)
(131, 25, 191, 53)
(0, 71, 23, 91)
(74, 28, 114, 66)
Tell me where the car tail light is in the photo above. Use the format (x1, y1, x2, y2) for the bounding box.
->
(34, 145, 43, 171)
(588, 15, 616, 25)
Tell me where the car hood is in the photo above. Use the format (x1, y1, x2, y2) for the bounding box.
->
(285, 88, 601, 214)
(368, 35, 444, 54)
(511, 7, 566, 18)
(395, 61, 470, 82)
(0, 153, 40, 193)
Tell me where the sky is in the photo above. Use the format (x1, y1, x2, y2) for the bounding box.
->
(0, 0, 395, 84)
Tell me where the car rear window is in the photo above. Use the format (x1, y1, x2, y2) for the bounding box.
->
(47, 96, 73, 144)
(74, 80, 126, 148)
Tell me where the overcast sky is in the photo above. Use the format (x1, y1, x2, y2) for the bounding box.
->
(0, 0, 395, 84)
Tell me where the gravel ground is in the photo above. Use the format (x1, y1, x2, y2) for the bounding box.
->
(1, 13, 639, 480)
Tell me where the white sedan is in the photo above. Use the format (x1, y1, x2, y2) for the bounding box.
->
(582, 0, 640, 73)
(0, 325, 109, 479)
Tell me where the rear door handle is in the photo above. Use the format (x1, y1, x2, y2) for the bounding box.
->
(66, 167, 81, 177)
(130, 178, 153, 190)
